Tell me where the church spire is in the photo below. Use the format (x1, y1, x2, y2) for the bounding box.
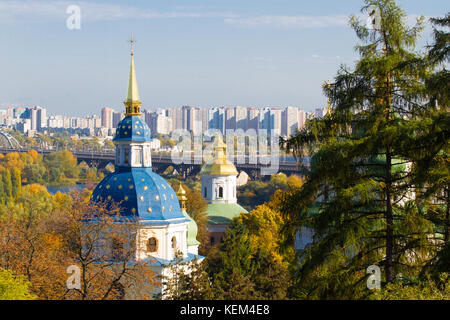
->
(124, 33, 142, 116)
(213, 131, 228, 164)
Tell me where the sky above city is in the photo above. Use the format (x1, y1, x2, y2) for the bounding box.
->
(0, 0, 447, 116)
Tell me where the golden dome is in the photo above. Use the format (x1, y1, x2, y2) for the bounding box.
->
(200, 132, 238, 176)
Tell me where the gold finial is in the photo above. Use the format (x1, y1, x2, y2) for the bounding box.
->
(124, 33, 142, 116)
(199, 131, 238, 176)
(176, 183, 187, 210)
(176, 183, 187, 196)
(128, 33, 136, 56)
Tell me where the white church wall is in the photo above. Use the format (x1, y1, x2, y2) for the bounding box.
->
(136, 222, 189, 262)
(201, 175, 237, 204)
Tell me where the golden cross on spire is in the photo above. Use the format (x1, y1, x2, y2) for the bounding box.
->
(128, 33, 136, 55)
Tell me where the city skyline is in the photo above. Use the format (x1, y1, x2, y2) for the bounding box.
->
(0, 0, 445, 116)
(1, 104, 326, 139)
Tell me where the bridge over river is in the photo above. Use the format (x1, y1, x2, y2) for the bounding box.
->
(0, 147, 305, 179)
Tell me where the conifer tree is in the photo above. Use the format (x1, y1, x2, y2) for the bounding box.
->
(161, 256, 214, 300)
(2, 170, 12, 199)
(412, 13, 450, 279)
(11, 168, 21, 198)
(0, 175, 5, 203)
(281, 0, 443, 297)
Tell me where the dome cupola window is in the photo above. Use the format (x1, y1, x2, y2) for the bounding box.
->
(171, 236, 177, 250)
(124, 148, 130, 165)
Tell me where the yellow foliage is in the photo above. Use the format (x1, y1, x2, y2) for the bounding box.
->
(238, 204, 285, 264)
(40, 233, 63, 250)
(287, 174, 304, 189)
(27, 150, 39, 163)
(3, 152, 25, 171)
(22, 184, 48, 194)
(52, 192, 72, 210)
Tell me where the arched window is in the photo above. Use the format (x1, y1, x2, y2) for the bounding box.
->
(218, 186, 223, 198)
(204, 187, 207, 198)
(124, 148, 130, 165)
(135, 147, 142, 166)
(171, 236, 177, 249)
(144, 147, 149, 165)
(147, 237, 158, 252)
(116, 148, 121, 165)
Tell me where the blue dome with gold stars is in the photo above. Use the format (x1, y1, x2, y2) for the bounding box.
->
(90, 43, 187, 226)
(114, 116, 151, 142)
(91, 167, 187, 225)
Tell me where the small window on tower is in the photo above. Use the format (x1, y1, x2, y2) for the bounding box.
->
(144, 147, 149, 165)
(204, 187, 207, 198)
(218, 187, 223, 198)
(171, 236, 177, 249)
(124, 148, 129, 164)
(135, 148, 142, 165)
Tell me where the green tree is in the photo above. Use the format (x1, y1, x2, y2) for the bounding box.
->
(161, 255, 214, 300)
(206, 216, 291, 300)
(0, 175, 5, 203)
(412, 13, 450, 281)
(11, 168, 21, 198)
(2, 169, 12, 199)
(369, 274, 450, 300)
(22, 163, 46, 184)
(44, 150, 80, 184)
(207, 220, 256, 299)
(0, 268, 35, 300)
(281, 0, 443, 298)
(251, 249, 290, 300)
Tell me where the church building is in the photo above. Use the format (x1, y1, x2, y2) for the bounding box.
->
(90, 40, 202, 298)
(200, 133, 248, 245)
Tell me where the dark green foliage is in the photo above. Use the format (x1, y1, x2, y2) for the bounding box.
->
(44, 150, 80, 183)
(22, 164, 46, 184)
(251, 249, 290, 300)
(11, 168, 21, 198)
(162, 218, 291, 300)
(413, 12, 450, 283)
(281, 0, 448, 299)
(2, 170, 12, 199)
(208, 219, 290, 300)
(0, 175, 5, 203)
(160, 255, 214, 300)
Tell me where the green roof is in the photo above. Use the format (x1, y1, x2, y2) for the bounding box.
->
(206, 203, 248, 225)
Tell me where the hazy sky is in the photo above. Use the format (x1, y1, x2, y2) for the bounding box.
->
(0, 0, 447, 116)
